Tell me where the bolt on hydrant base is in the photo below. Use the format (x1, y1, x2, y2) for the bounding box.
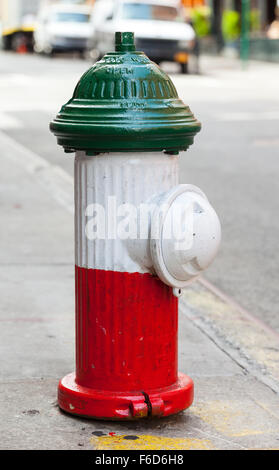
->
(50, 32, 221, 420)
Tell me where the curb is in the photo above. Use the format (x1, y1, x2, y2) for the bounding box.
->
(181, 278, 279, 394)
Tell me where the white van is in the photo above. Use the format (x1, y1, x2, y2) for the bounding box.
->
(89, 0, 195, 73)
(34, 3, 93, 55)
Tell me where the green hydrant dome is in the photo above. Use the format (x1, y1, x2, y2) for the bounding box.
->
(50, 32, 201, 154)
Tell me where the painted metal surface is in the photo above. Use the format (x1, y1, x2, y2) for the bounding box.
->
(151, 184, 221, 288)
(59, 371, 194, 419)
(75, 267, 178, 391)
(58, 150, 195, 418)
(75, 151, 178, 274)
(74, 151, 220, 285)
(58, 148, 221, 418)
(51, 31, 221, 420)
(58, 266, 194, 419)
(50, 32, 201, 153)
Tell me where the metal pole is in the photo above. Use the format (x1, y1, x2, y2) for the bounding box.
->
(240, 0, 250, 67)
(212, 0, 224, 52)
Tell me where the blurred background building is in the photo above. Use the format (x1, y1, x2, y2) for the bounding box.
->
(0, 0, 279, 60)
(181, 0, 279, 60)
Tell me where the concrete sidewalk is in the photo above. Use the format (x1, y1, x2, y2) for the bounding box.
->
(1, 131, 279, 450)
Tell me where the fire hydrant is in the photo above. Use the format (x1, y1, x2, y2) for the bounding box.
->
(50, 32, 221, 420)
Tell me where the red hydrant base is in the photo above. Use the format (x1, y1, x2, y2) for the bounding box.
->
(58, 372, 194, 420)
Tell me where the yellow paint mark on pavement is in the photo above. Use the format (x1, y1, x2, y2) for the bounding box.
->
(192, 401, 279, 438)
(91, 434, 214, 450)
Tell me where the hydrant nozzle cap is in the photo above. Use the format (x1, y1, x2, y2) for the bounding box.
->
(115, 32, 136, 52)
(50, 32, 201, 154)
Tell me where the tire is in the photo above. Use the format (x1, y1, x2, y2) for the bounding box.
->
(79, 50, 87, 60)
(180, 62, 189, 74)
(11, 33, 25, 52)
(2, 35, 12, 51)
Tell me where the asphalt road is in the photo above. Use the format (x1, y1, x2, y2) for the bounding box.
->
(0, 51, 278, 331)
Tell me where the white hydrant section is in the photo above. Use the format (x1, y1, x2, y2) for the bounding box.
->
(75, 151, 179, 275)
(75, 151, 221, 287)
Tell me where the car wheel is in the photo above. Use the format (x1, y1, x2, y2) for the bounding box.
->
(11, 33, 26, 52)
(180, 62, 189, 74)
(2, 35, 12, 50)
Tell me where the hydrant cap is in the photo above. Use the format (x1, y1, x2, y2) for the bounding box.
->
(50, 32, 201, 154)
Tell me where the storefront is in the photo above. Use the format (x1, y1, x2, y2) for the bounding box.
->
(195, 0, 279, 61)
(210, 1, 278, 35)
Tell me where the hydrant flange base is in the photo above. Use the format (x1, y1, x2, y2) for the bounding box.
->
(58, 372, 193, 420)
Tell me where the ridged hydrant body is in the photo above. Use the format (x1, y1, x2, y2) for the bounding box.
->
(50, 32, 221, 419)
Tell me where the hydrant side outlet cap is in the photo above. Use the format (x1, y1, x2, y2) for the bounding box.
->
(50, 32, 201, 154)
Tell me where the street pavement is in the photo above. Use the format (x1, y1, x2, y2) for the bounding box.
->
(0, 50, 279, 450)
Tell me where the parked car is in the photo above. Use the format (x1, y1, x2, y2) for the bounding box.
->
(88, 0, 195, 73)
(34, 3, 93, 55)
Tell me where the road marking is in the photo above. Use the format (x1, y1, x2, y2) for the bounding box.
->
(0, 103, 57, 113)
(0, 112, 23, 129)
(0, 73, 35, 87)
(213, 111, 279, 121)
(91, 434, 214, 450)
(253, 137, 279, 147)
(171, 74, 222, 87)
